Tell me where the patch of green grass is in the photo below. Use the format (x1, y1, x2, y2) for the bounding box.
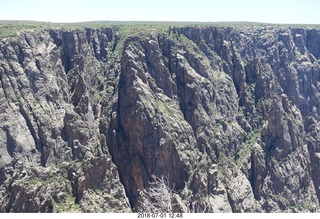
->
(1, 20, 320, 40)
(0, 21, 61, 38)
(20, 176, 55, 188)
(234, 128, 262, 165)
(32, 96, 40, 105)
(91, 60, 118, 106)
(21, 178, 43, 187)
(164, 104, 174, 117)
(20, 171, 70, 189)
(52, 194, 80, 213)
(154, 98, 176, 118)
(217, 153, 236, 186)
(43, 108, 51, 114)
(283, 200, 318, 213)
(56, 161, 69, 169)
(67, 71, 77, 86)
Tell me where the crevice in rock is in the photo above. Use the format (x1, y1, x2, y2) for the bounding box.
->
(226, 188, 236, 213)
(0, 73, 13, 109)
(249, 152, 260, 201)
(67, 167, 80, 204)
(60, 33, 73, 75)
(49, 30, 62, 48)
(23, 33, 32, 48)
(19, 105, 45, 166)
(35, 59, 42, 74)
(4, 127, 15, 157)
(0, 168, 5, 186)
(92, 38, 99, 60)
(5, 178, 15, 212)
(306, 29, 320, 60)
(71, 75, 86, 107)
(16, 44, 25, 67)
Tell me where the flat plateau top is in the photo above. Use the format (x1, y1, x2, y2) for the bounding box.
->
(1, 20, 320, 39)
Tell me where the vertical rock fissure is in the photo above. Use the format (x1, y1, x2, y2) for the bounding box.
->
(19, 105, 45, 166)
(106, 53, 132, 206)
(249, 152, 260, 200)
(0, 74, 12, 108)
(4, 127, 15, 157)
(226, 188, 236, 212)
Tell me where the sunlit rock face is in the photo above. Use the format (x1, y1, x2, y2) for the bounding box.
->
(0, 25, 320, 212)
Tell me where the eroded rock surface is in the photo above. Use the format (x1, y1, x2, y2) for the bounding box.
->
(0, 25, 320, 212)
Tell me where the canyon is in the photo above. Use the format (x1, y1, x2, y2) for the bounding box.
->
(0, 23, 319, 212)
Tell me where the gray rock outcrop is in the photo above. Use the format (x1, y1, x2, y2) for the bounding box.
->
(0, 24, 320, 212)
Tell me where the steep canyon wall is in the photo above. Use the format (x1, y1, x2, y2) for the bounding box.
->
(0, 25, 319, 212)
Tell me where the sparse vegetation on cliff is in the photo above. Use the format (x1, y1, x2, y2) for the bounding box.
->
(0, 22, 320, 213)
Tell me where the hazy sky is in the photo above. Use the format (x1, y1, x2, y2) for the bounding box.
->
(1, 0, 320, 24)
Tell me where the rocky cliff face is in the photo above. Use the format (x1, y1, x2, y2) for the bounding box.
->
(0, 24, 320, 212)
(0, 28, 130, 212)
